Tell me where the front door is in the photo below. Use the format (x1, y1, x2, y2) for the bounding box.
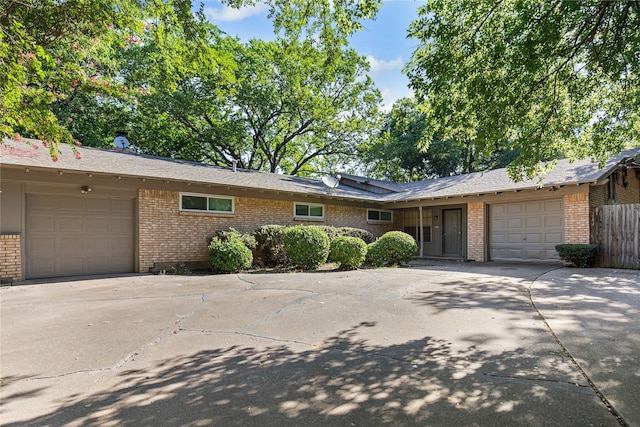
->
(442, 208, 462, 256)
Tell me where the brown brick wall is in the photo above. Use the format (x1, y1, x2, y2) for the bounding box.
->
(0, 234, 22, 283)
(138, 190, 398, 272)
(564, 193, 590, 244)
(467, 202, 485, 261)
(616, 170, 640, 204)
(590, 170, 640, 208)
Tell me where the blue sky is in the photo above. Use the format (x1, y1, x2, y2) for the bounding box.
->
(198, 1, 426, 110)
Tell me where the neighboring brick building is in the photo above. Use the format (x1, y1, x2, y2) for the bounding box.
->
(2, 138, 639, 281)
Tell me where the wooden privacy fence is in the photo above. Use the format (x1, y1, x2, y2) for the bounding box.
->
(591, 204, 640, 269)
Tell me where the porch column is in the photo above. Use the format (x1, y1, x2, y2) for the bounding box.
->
(467, 202, 485, 262)
(419, 206, 424, 258)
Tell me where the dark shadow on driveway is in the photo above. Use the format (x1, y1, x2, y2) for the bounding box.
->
(4, 322, 617, 427)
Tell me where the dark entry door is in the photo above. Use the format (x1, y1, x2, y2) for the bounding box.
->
(443, 209, 462, 256)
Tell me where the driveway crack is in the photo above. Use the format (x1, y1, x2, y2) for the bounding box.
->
(529, 271, 629, 427)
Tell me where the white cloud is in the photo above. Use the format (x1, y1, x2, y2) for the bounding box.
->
(367, 55, 403, 74)
(204, 3, 269, 22)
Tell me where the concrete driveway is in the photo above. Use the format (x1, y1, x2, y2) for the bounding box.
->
(1, 263, 638, 426)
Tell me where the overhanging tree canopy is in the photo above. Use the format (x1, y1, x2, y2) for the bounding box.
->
(406, 0, 640, 179)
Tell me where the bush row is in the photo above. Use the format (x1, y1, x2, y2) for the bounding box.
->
(208, 225, 417, 273)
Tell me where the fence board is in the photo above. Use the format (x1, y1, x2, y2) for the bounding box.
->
(591, 204, 640, 269)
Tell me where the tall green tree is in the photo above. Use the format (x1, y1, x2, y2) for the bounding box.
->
(360, 97, 519, 182)
(0, 0, 206, 158)
(406, 0, 640, 179)
(127, 36, 381, 175)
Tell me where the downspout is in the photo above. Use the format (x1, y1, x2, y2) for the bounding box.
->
(419, 206, 424, 258)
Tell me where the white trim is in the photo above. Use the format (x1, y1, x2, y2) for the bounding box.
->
(367, 208, 393, 223)
(293, 202, 325, 220)
(179, 192, 234, 214)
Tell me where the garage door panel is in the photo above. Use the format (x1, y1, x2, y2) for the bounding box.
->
(545, 232, 563, 244)
(112, 217, 134, 234)
(507, 218, 523, 228)
(525, 201, 543, 213)
(507, 204, 523, 214)
(27, 195, 134, 279)
(56, 216, 83, 233)
(29, 258, 56, 277)
(491, 219, 506, 229)
(29, 216, 55, 232)
(84, 217, 111, 233)
(525, 217, 541, 227)
(525, 249, 543, 259)
(58, 257, 84, 275)
(545, 200, 562, 210)
(53, 196, 83, 212)
(525, 233, 542, 243)
(545, 216, 562, 227)
(490, 199, 563, 262)
(58, 236, 83, 255)
(29, 236, 55, 254)
(86, 198, 113, 212)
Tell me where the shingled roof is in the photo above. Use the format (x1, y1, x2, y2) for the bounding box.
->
(380, 147, 640, 202)
(0, 138, 377, 202)
(3, 138, 638, 204)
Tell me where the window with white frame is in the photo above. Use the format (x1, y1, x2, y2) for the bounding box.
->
(294, 202, 324, 220)
(180, 193, 234, 213)
(367, 209, 393, 223)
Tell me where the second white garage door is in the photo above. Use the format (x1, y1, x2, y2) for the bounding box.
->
(490, 199, 563, 262)
(26, 194, 135, 279)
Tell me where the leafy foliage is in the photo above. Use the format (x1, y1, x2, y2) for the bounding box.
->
(252, 225, 288, 268)
(283, 225, 330, 270)
(406, 1, 640, 179)
(0, 0, 206, 157)
(121, 36, 381, 175)
(366, 231, 417, 267)
(360, 97, 519, 181)
(209, 228, 254, 273)
(317, 226, 374, 244)
(329, 236, 367, 269)
(555, 244, 598, 268)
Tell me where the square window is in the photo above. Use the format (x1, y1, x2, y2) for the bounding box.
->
(209, 197, 233, 212)
(182, 195, 207, 211)
(296, 204, 309, 216)
(309, 205, 323, 217)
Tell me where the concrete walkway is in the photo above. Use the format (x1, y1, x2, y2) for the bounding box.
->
(530, 267, 640, 427)
(1, 263, 637, 426)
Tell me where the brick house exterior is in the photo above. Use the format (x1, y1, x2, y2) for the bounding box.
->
(1, 138, 639, 282)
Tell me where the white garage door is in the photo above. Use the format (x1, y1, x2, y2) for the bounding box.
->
(26, 194, 135, 279)
(490, 199, 563, 262)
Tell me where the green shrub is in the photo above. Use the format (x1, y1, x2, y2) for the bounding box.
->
(209, 229, 254, 272)
(366, 231, 418, 267)
(211, 227, 256, 249)
(336, 227, 374, 244)
(283, 225, 330, 269)
(330, 236, 367, 269)
(555, 244, 598, 268)
(253, 225, 288, 267)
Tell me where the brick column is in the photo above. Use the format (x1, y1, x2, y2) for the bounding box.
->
(564, 193, 590, 244)
(467, 202, 485, 262)
(0, 234, 22, 283)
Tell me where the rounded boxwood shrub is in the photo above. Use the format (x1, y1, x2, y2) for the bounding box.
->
(283, 225, 330, 269)
(253, 225, 288, 267)
(209, 234, 253, 273)
(330, 236, 367, 269)
(366, 231, 418, 267)
(336, 227, 374, 244)
(555, 244, 598, 268)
